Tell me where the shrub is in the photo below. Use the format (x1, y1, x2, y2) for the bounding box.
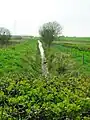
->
(0, 75, 90, 119)
(0, 27, 11, 44)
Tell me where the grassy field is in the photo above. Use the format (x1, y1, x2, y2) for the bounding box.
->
(0, 38, 90, 119)
(0, 39, 40, 77)
(53, 37, 90, 75)
(59, 36, 90, 42)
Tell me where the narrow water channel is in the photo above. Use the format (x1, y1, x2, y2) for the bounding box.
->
(38, 40, 49, 77)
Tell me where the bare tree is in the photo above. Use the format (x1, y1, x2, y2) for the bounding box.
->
(39, 21, 62, 47)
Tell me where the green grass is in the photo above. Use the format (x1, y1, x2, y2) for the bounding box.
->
(0, 40, 39, 77)
(52, 42, 90, 75)
(59, 36, 90, 41)
(53, 36, 90, 75)
(0, 39, 90, 119)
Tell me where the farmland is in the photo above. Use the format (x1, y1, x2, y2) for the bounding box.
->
(59, 36, 90, 42)
(0, 37, 90, 119)
(53, 37, 90, 75)
(0, 0, 90, 118)
(0, 39, 40, 77)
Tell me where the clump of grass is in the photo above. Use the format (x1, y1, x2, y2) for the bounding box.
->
(46, 48, 76, 76)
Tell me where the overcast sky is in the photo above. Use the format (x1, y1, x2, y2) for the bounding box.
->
(0, 0, 90, 36)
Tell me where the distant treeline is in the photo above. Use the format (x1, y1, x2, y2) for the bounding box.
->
(11, 35, 40, 40)
(11, 35, 90, 41)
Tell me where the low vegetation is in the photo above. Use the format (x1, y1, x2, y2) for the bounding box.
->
(0, 24, 90, 119)
(53, 42, 90, 75)
(0, 27, 11, 45)
(58, 36, 90, 41)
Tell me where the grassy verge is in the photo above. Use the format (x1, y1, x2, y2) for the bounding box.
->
(0, 40, 40, 77)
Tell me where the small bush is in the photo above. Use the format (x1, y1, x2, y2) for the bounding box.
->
(47, 50, 75, 76)
(0, 27, 11, 45)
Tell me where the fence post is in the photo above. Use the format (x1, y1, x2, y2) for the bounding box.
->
(82, 52, 84, 64)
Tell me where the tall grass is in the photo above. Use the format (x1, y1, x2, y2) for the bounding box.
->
(52, 43, 90, 75)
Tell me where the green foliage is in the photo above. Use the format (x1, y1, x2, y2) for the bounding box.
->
(47, 50, 75, 76)
(0, 40, 40, 77)
(39, 21, 62, 47)
(59, 43, 90, 52)
(0, 74, 90, 119)
(0, 27, 11, 45)
(58, 36, 90, 41)
(0, 39, 90, 119)
(52, 43, 90, 75)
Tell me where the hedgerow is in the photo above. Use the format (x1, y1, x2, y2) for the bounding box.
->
(0, 74, 90, 119)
